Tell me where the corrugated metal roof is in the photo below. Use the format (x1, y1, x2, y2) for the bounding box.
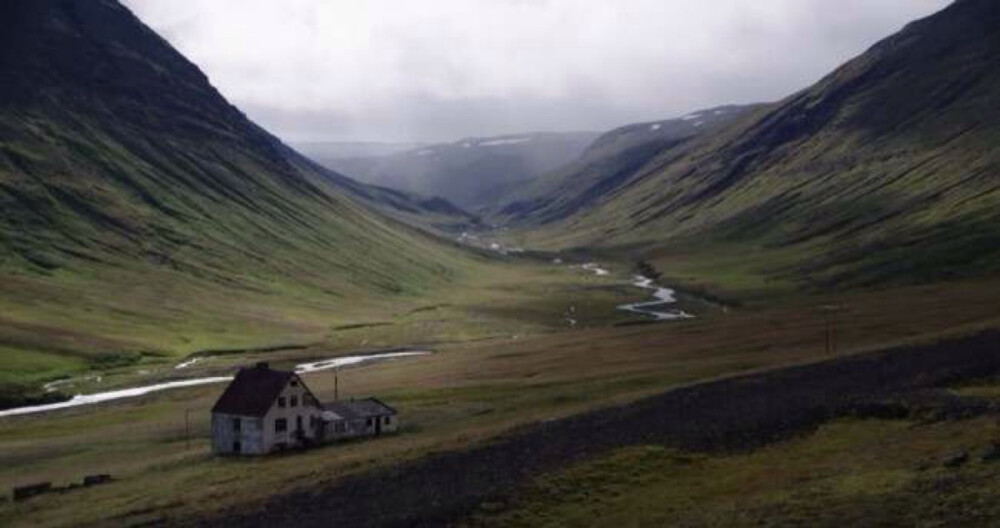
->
(320, 410, 345, 421)
(323, 397, 396, 420)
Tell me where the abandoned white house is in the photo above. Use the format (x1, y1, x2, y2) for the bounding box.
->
(210, 362, 398, 455)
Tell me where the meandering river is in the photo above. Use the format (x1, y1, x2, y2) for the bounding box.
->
(0, 351, 430, 418)
(618, 276, 694, 321)
(579, 263, 693, 321)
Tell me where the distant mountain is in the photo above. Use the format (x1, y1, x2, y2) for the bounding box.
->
(292, 141, 482, 231)
(312, 132, 601, 211)
(506, 0, 1000, 288)
(294, 141, 427, 161)
(0, 0, 480, 399)
(491, 105, 760, 223)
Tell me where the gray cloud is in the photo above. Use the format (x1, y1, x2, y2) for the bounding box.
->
(122, 0, 951, 143)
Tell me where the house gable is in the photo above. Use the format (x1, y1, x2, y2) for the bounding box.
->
(262, 374, 322, 418)
(260, 373, 323, 448)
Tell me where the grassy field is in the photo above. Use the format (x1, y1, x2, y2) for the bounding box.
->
(0, 256, 644, 396)
(467, 413, 1000, 527)
(2, 257, 1000, 526)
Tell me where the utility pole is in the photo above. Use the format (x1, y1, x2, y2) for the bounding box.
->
(830, 312, 837, 355)
(825, 311, 832, 356)
(820, 304, 842, 356)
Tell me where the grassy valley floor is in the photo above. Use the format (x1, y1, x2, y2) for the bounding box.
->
(1, 257, 1000, 525)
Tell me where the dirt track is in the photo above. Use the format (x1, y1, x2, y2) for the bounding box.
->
(199, 330, 1000, 527)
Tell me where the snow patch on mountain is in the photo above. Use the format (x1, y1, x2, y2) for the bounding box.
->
(479, 137, 531, 146)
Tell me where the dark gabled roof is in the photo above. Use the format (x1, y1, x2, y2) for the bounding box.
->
(211, 363, 295, 417)
(324, 397, 397, 420)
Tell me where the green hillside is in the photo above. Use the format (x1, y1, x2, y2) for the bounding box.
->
(492, 105, 759, 224)
(0, 0, 484, 402)
(508, 0, 1000, 293)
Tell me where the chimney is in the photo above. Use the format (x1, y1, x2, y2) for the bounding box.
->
(255, 362, 269, 370)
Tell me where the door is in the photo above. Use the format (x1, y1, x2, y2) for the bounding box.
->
(233, 441, 241, 454)
(375, 415, 382, 436)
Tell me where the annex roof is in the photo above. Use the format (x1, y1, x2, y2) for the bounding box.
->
(323, 397, 397, 421)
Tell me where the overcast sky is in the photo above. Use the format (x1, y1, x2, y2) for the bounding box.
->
(123, 0, 950, 143)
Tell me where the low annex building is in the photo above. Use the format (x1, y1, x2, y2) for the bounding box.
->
(210, 362, 398, 455)
(324, 397, 398, 438)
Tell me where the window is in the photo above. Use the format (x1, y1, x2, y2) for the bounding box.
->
(290, 395, 298, 407)
(232, 417, 241, 432)
(366, 417, 373, 427)
(335, 422, 347, 433)
(278, 397, 286, 408)
(384, 416, 391, 425)
(290, 379, 298, 387)
(275, 418, 287, 433)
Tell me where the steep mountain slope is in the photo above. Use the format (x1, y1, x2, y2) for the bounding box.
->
(515, 0, 1000, 289)
(310, 132, 601, 211)
(491, 105, 759, 223)
(0, 0, 483, 399)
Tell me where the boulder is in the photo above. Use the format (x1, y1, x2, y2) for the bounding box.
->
(83, 474, 112, 486)
(943, 451, 969, 468)
(13, 482, 51, 501)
